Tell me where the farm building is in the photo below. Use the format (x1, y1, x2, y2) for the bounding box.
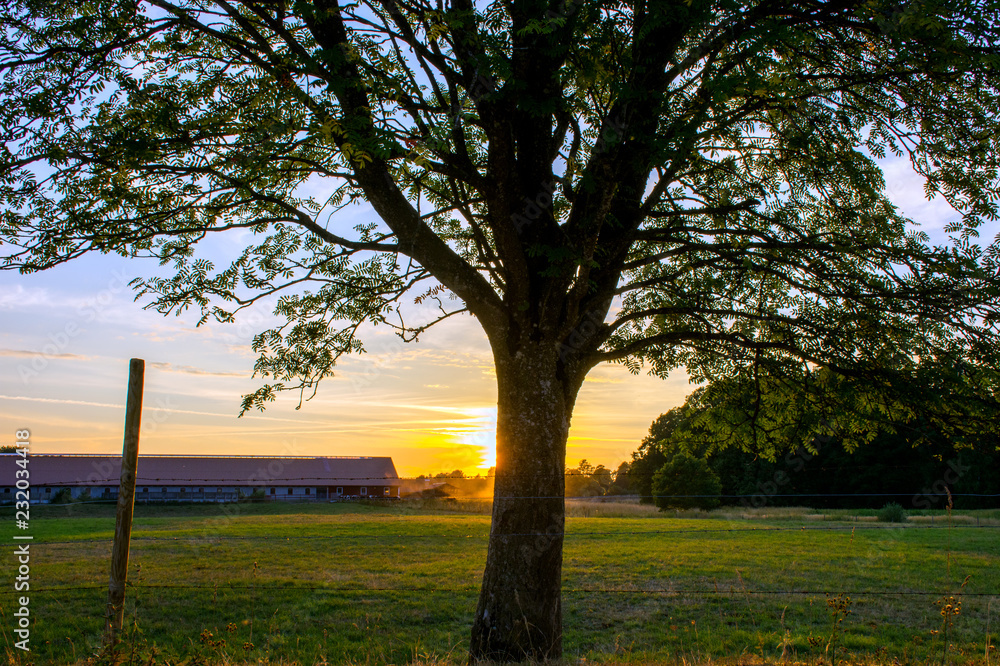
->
(0, 454, 400, 503)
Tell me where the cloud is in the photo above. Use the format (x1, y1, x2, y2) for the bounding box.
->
(0, 350, 247, 379)
(581, 374, 625, 385)
(0, 286, 54, 310)
(146, 361, 245, 377)
(0, 348, 94, 361)
(0, 394, 332, 425)
(878, 156, 962, 234)
(0, 270, 137, 314)
(0, 395, 125, 410)
(336, 400, 485, 416)
(398, 347, 493, 370)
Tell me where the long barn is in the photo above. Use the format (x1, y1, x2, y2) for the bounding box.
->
(0, 454, 400, 503)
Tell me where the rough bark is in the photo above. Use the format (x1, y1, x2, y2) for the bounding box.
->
(469, 342, 582, 662)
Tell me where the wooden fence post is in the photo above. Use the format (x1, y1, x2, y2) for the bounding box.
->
(104, 358, 144, 649)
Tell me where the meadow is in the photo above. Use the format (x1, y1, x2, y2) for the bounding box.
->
(1, 500, 998, 665)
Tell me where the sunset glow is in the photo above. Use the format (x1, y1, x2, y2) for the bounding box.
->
(454, 406, 498, 471)
(0, 262, 689, 478)
(0, 159, 980, 478)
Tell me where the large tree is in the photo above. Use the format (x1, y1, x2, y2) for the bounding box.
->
(2, 0, 1000, 660)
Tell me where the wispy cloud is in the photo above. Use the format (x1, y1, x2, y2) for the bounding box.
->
(146, 361, 245, 377)
(581, 374, 625, 385)
(0, 350, 246, 380)
(0, 286, 54, 310)
(0, 394, 320, 424)
(0, 348, 94, 361)
(398, 347, 494, 369)
(0, 395, 125, 409)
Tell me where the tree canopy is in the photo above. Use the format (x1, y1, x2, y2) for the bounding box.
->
(3, 0, 1000, 660)
(3, 0, 999, 409)
(565, 458, 607, 496)
(651, 451, 723, 510)
(632, 378, 1000, 510)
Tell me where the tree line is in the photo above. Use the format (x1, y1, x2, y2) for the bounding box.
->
(610, 386, 1000, 511)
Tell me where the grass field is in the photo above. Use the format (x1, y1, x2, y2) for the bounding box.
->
(2, 501, 998, 665)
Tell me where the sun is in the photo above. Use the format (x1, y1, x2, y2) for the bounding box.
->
(456, 406, 497, 471)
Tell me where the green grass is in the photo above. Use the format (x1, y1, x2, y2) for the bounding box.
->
(2, 501, 998, 665)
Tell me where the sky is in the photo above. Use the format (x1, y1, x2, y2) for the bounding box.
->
(1, 155, 993, 478)
(0, 240, 692, 478)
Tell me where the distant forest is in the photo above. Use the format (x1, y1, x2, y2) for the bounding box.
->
(620, 398, 1000, 510)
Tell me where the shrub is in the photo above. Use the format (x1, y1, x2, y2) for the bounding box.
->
(566, 474, 605, 498)
(651, 452, 723, 510)
(877, 502, 907, 523)
(49, 487, 74, 505)
(239, 488, 267, 503)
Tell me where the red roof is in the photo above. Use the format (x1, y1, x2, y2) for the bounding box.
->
(0, 454, 398, 487)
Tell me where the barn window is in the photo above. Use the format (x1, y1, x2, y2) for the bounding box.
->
(360, 487, 368, 496)
(45, 487, 51, 493)
(270, 487, 276, 495)
(384, 487, 390, 496)
(180, 487, 186, 493)
(305, 487, 311, 495)
(104, 487, 110, 494)
(287, 488, 293, 495)
(336, 487, 343, 495)
(142, 488, 148, 493)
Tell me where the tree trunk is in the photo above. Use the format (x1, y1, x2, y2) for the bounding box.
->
(469, 343, 581, 662)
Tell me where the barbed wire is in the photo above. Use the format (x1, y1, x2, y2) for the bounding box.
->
(8, 472, 1000, 489)
(7, 523, 996, 549)
(1, 584, 996, 597)
(6, 492, 1000, 509)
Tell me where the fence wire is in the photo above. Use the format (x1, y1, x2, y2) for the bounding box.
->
(4, 498, 998, 666)
(8, 585, 1000, 597)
